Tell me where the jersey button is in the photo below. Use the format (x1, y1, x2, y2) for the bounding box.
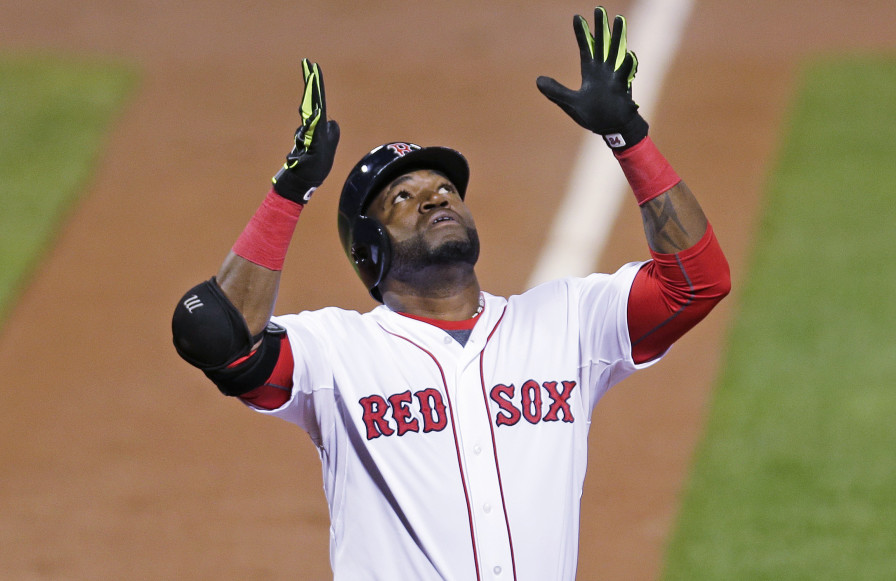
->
(473, 445, 482, 455)
(493, 565, 503, 575)
(483, 503, 492, 514)
(443, 335, 452, 344)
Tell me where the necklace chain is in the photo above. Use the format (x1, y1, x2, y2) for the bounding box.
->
(473, 294, 484, 318)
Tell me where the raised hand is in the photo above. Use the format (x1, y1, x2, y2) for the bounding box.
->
(536, 6, 648, 149)
(272, 59, 341, 203)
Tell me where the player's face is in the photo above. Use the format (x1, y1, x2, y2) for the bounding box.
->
(369, 169, 477, 249)
(368, 169, 480, 277)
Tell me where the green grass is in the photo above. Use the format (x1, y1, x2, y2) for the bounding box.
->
(0, 55, 137, 324)
(661, 56, 896, 580)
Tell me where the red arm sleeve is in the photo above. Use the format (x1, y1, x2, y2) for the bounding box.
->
(237, 335, 295, 410)
(627, 223, 731, 364)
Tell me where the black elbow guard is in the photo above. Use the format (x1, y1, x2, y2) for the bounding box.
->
(172, 277, 255, 370)
(172, 278, 285, 396)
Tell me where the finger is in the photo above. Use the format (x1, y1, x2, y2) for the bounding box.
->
(609, 15, 628, 71)
(626, 50, 639, 89)
(573, 14, 595, 61)
(294, 106, 321, 152)
(536, 75, 575, 106)
(595, 6, 611, 62)
(302, 58, 313, 83)
(313, 62, 328, 121)
(325, 119, 341, 150)
(303, 108, 322, 149)
(299, 68, 317, 124)
(304, 118, 339, 166)
(295, 66, 319, 150)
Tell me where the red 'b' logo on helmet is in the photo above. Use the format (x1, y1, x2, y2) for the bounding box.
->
(387, 143, 416, 157)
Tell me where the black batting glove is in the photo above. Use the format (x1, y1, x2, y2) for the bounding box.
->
(537, 6, 648, 150)
(272, 59, 340, 204)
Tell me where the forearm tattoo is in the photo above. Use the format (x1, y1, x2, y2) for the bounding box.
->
(640, 190, 705, 253)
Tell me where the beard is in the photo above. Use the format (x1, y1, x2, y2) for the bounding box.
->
(387, 226, 480, 283)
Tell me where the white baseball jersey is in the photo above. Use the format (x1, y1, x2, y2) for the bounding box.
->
(257, 261, 660, 580)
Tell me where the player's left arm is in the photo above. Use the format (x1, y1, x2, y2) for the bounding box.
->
(538, 6, 731, 363)
(626, 181, 730, 363)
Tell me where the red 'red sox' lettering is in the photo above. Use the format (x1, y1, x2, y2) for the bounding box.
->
(360, 388, 447, 440)
(490, 380, 576, 427)
(358, 394, 394, 439)
(360, 380, 576, 439)
(490, 383, 520, 426)
(542, 380, 576, 422)
(415, 388, 448, 433)
(388, 391, 419, 436)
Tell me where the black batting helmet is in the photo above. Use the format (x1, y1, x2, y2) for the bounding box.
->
(338, 142, 470, 302)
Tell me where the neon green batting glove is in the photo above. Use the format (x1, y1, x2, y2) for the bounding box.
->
(272, 59, 340, 204)
(536, 6, 648, 149)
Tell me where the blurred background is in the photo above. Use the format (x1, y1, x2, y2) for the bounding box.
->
(1, 1, 894, 579)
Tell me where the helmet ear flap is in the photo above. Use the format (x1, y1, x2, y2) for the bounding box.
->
(350, 215, 391, 300)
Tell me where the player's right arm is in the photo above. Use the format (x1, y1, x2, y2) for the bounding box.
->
(171, 59, 339, 408)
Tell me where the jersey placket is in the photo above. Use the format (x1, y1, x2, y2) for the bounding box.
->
(448, 344, 515, 579)
(378, 307, 516, 579)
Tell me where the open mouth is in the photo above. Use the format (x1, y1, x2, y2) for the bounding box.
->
(430, 210, 459, 226)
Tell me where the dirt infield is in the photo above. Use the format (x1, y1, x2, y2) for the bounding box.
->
(1, 1, 892, 579)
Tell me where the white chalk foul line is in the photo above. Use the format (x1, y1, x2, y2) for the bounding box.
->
(526, 0, 695, 289)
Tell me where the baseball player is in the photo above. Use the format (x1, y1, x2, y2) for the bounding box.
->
(172, 7, 730, 580)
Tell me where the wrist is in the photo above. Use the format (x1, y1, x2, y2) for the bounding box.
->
(272, 166, 319, 204)
(231, 188, 304, 270)
(601, 113, 649, 150)
(614, 136, 681, 205)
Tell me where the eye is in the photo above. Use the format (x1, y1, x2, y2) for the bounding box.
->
(392, 190, 411, 204)
(438, 184, 457, 195)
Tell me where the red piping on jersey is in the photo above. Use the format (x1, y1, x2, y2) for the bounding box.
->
(378, 325, 482, 581)
(477, 307, 519, 580)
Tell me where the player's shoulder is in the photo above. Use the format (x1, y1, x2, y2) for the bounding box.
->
(272, 305, 378, 332)
(511, 261, 647, 302)
(509, 274, 604, 302)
